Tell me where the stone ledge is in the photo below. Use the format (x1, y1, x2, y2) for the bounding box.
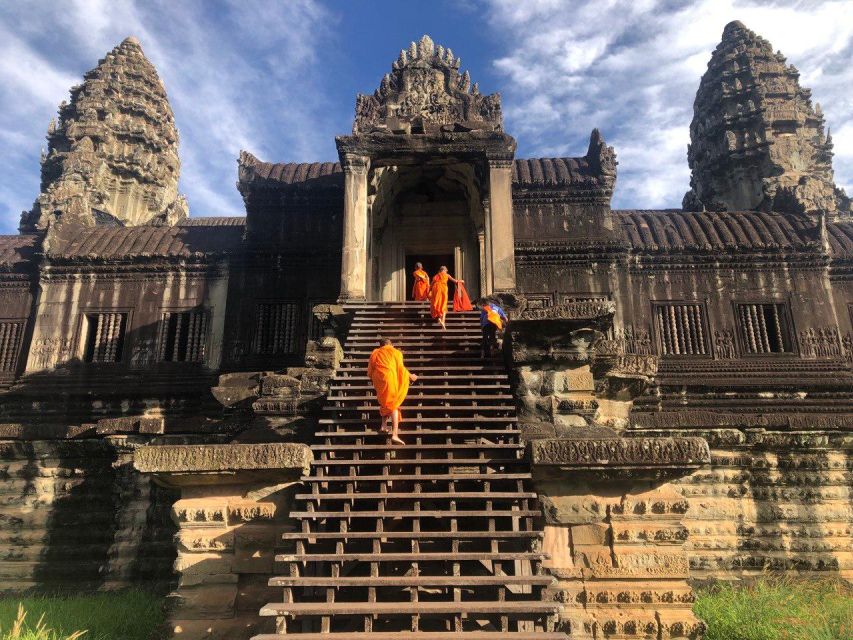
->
(134, 443, 312, 476)
(529, 436, 710, 470)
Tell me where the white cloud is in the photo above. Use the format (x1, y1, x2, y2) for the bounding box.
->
(0, 0, 335, 232)
(484, 0, 853, 209)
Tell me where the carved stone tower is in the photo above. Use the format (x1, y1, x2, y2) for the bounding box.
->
(21, 37, 188, 231)
(683, 20, 850, 216)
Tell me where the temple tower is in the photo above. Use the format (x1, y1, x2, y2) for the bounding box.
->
(336, 35, 516, 301)
(683, 20, 850, 216)
(21, 37, 188, 231)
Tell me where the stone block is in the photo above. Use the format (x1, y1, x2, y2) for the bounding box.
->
(235, 575, 278, 612)
(542, 524, 573, 569)
(173, 498, 228, 527)
(167, 584, 237, 619)
(170, 616, 274, 640)
(232, 528, 276, 573)
(571, 523, 610, 546)
(226, 500, 276, 524)
(177, 530, 235, 553)
(135, 443, 312, 476)
(174, 552, 232, 576)
(553, 366, 595, 393)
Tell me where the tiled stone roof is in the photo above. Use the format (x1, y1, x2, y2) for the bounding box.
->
(238, 153, 605, 190)
(47, 219, 244, 260)
(0, 235, 39, 270)
(827, 220, 853, 257)
(615, 209, 818, 251)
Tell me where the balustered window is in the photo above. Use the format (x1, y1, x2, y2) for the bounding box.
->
(83, 312, 127, 363)
(0, 321, 24, 372)
(654, 303, 709, 356)
(158, 309, 208, 363)
(736, 303, 793, 354)
(255, 302, 299, 355)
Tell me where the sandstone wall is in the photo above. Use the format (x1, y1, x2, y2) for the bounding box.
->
(0, 437, 177, 594)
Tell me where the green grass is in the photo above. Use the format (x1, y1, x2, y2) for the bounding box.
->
(695, 577, 853, 640)
(0, 591, 165, 640)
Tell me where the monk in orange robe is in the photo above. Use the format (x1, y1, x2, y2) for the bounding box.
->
(429, 265, 464, 330)
(367, 338, 418, 445)
(411, 262, 430, 301)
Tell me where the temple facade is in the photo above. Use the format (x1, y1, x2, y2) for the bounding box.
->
(0, 23, 851, 640)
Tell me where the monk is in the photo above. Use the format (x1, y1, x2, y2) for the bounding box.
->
(367, 338, 418, 445)
(479, 299, 508, 358)
(429, 266, 464, 330)
(411, 262, 430, 301)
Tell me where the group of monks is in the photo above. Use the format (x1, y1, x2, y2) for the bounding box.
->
(366, 263, 507, 446)
(411, 261, 468, 329)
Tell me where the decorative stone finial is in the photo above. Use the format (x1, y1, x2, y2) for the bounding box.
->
(353, 36, 502, 134)
(21, 36, 188, 231)
(683, 20, 850, 216)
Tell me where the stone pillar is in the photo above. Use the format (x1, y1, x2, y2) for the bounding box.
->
(339, 153, 370, 302)
(487, 158, 516, 292)
(134, 443, 312, 640)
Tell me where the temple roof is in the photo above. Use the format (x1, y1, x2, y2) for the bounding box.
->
(615, 210, 820, 252)
(45, 218, 245, 261)
(238, 154, 606, 191)
(826, 220, 853, 258)
(0, 235, 40, 271)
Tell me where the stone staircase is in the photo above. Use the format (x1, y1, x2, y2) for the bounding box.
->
(255, 301, 565, 639)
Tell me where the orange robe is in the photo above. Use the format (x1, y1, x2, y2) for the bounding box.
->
(367, 345, 411, 417)
(429, 272, 450, 319)
(483, 304, 504, 330)
(453, 282, 473, 312)
(412, 269, 430, 301)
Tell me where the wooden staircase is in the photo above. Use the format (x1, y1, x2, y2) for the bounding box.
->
(256, 302, 565, 640)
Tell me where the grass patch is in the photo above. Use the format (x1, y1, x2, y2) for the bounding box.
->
(0, 591, 165, 640)
(695, 577, 853, 640)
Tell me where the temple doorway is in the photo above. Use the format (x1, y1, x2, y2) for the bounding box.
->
(405, 253, 454, 301)
(369, 163, 483, 302)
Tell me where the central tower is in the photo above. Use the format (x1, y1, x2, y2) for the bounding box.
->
(336, 35, 517, 301)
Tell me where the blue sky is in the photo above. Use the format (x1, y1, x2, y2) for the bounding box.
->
(1, 0, 852, 234)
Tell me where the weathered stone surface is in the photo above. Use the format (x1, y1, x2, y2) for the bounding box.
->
(529, 437, 710, 469)
(684, 20, 849, 216)
(134, 443, 311, 475)
(22, 37, 188, 231)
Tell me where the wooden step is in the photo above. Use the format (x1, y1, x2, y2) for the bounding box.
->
(310, 458, 527, 468)
(295, 491, 537, 500)
(327, 394, 515, 402)
(276, 551, 545, 563)
(329, 384, 511, 392)
(310, 443, 524, 452)
(300, 473, 532, 483)
(268, 575, 555, 587)
(288, 510, 539, 520)
(259, 600, 560, 617)
(255, 633, 567, 640)
(280, 530, 542, 541)
(315, 428, 521, 438)
(318, 416, 517, 425)
(322, 405, 515, 413)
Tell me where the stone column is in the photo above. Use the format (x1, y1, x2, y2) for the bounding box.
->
(339, 153, 370, 302)
(487, 158, 516, 292)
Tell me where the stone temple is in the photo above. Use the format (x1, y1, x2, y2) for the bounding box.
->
(1, 23, 851, 640)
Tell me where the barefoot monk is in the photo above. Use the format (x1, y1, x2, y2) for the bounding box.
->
(367, 338, 418, 445)
(429, 265, 463, 330)
(411, 262, 430, 301)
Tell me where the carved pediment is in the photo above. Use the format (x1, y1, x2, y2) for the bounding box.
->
(353, 35, 502, 135)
